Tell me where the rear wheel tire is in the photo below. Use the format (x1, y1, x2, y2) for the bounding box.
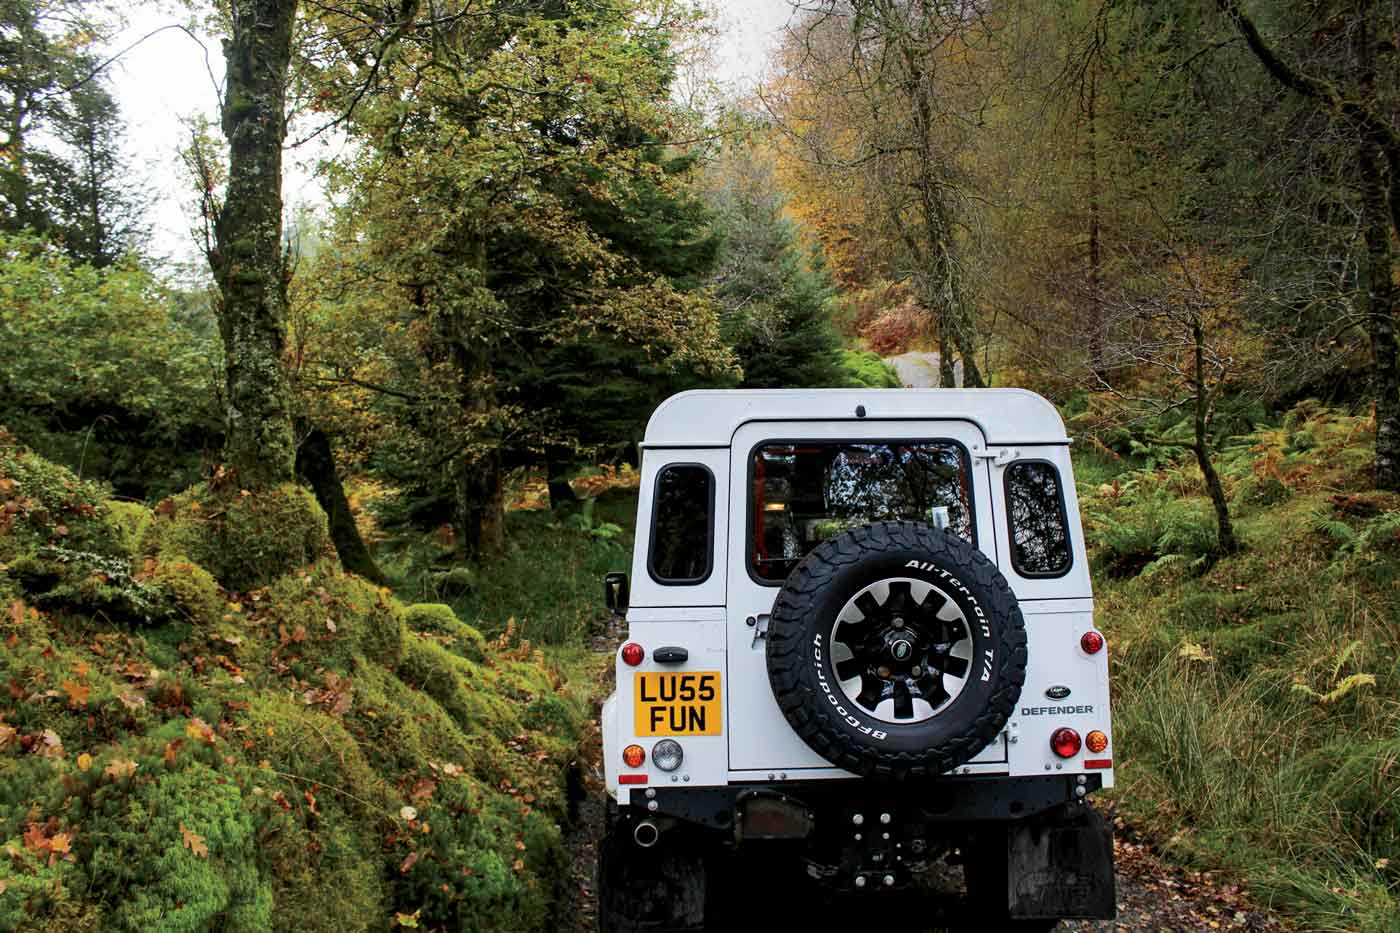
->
(597, 801, 706, 932)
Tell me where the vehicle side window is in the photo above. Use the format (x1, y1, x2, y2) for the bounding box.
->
(648, 464, 714, 584)
(1005, 461, 1072, 577)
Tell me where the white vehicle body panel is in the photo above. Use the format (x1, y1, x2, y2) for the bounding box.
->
(605, 389, 1114, 799)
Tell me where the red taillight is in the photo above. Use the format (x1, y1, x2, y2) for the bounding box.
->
(1051, 727, 1082, 758)
(622, 744, 646, 768)
(1080, 631, 1105, 655)
(621, 643, 645, 666)
(1086, 730, 1109, 754)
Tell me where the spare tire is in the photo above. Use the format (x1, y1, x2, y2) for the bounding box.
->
(766, 521, 1027, 778)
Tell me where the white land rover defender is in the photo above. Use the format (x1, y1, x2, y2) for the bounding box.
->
(598, 389, 1116, 930)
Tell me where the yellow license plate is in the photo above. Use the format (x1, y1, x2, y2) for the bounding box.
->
(633, 671, 722, 736)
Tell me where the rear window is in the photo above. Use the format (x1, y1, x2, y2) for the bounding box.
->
(1005, 460, 1072, 577)
(648, 464, 714, 584)
(749, 441, 975, 582)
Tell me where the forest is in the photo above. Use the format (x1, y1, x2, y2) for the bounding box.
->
(1, 0, 1399, 930)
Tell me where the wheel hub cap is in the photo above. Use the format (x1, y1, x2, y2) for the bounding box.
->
(828, 577, 973, 724)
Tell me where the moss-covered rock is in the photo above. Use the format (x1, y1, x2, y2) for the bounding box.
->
(241, 696, 387, 932)
(0, 436, 126, 563)
(105, 500, 153, 556)
(145, 483, 331, 592)
(262, 562, 404, 671)
(149, 558, 225, 627)
(404, 602, 487, 662)
(86, 760, 272, 932)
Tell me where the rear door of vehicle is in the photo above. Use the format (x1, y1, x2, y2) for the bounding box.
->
(725, 419, 997, 776)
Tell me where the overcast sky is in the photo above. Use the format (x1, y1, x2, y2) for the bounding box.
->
(110, 1, 796, 264)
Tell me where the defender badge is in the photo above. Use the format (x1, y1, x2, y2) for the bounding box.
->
(1045, 685, 1072, 700)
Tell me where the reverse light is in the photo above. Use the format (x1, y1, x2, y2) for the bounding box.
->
(651, 739, 684, 772)
(1086, 730, 1109, 754)
(621, 643, 645, 666)
(1080, 631, 1105, 655)
(622, 744, 646, 768)
(1051, 727, 1082, 759)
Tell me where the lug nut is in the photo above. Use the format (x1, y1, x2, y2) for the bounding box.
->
(911, 666, 922, 677)
(879, 813, 891, 825)
(852, 813, 865, 826)
(854, 876, 867, 889)
(892, 617, 905, 629)
(883, 874, 895, 887)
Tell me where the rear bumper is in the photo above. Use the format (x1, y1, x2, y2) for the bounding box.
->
(629, 773, 1102, 831)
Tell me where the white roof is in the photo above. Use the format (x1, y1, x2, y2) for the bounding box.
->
(642, 389, 1069, 448)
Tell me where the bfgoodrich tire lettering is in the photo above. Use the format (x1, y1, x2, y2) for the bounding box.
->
(766, 521, 1027, 778)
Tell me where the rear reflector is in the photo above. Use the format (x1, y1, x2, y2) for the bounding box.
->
(1083, 759, 1112, 770)
(618, 774, 648, 785)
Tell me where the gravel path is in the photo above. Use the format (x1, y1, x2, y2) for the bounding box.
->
(563, 622, 1292, 932)
(885, 350, 960, 388)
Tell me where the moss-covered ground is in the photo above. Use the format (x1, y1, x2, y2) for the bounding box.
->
(1082, 404, 1400, 931)
(0, 430, 595, 932)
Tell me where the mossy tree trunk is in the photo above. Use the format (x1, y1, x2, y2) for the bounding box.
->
(210, 0, 298, 490)
(295, 424, 385, 583)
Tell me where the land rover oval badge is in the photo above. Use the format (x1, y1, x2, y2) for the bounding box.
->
(1045, 685, 1072, 701)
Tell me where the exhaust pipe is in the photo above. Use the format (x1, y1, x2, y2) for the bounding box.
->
(633, 821, 660, 848)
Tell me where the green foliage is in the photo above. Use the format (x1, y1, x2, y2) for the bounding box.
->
(709, 158, 850, 389)
(384, 488, 635, 645)
(0, 233, 218, 499)
(1087, 406, 1400, 928)
(146, 483, 332, 592)
(840, 349, 902, 388)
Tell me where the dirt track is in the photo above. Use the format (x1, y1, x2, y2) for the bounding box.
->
(565, 621, 1292, 933)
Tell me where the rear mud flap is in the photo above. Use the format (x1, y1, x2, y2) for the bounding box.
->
(1005, 803, 1115, 920)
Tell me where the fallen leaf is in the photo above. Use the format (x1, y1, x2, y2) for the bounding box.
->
(37, 729, 63, 758)
(48, 833, 71, 854)
(400, 805, 418, 821)
(103, 758, 138, 780)
(8, 600, 23, 626)
(76, 753, 93, 772)
(60, 680, 90, 708)
(1178, 641, 1215, 663)
(411, 778, 437, 801)
(399, 850, 421, 874)
(54, 524, 69, 537)
(180, 823, 208, 858)
(185, 717, 216, 744)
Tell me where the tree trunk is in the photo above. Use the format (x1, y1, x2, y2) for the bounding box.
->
(1192, 318, 1238, 556)
(1086, 67, 1107, 380)
(546, 445, 577, 509)
(211, 0, 298, 490)
(295, 425, 385, 582)
(938, 326, 956, 388)
(1356, 16, 1400, 491)
(455, 449, 506, 560)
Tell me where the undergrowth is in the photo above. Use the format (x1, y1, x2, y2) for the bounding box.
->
(1083, 403, 1400, 931)
(0, 431, 591, 932)
(378, 486, 637, 646)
